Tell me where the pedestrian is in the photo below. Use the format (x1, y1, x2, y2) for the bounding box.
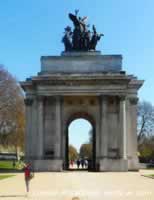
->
(23, 163, 34, 193)
(76, 159, 80, 169)
(88, 159, 92, 171)
(81, 159, 85, 169)
(85, 159, 88, 168)
(70, 160, 74, 168)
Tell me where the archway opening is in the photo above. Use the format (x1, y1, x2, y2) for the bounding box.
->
(65, 117, 96, 171)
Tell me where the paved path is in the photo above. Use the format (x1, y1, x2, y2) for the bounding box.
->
(0, 170, 154, 200)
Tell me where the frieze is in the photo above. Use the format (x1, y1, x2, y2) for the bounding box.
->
(65, 96, 98, 106)
(36, 79, 128, 87)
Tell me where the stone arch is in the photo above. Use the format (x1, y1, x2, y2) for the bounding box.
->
(66, 111, 96, 127)
(64, 111, 96, 171)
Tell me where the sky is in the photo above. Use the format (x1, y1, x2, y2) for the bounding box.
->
(0, 0, 154, 150)
(69, 119, 91, 152)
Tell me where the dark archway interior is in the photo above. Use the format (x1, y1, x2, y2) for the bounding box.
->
(65, 114, 96, 171)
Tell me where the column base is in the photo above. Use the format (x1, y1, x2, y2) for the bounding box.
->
(99, 158, 128, 172)
(127, 156, 139, 171)
(28, 159, 63, 172)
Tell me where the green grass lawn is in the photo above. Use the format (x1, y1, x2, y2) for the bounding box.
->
(145, 174, 154, 179)
(146, 168, 154, 170)
(142, 174, 154, 179)
(141, 168, 154, 171)
(0, 161, 24, 170)
(0, 175, 15, 180)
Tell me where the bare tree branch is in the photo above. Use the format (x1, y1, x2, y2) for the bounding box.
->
(137, 101, 154, 143)
(0, 65, 25, 151)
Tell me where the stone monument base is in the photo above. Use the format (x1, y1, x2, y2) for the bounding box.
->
(127, 156, 139, 171)
(30, 160, 63, 172)
(40, 54, 122, 74)
(99, 159, 128, 172)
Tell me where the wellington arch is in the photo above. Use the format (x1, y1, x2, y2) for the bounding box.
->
(21, 11, 143, 172)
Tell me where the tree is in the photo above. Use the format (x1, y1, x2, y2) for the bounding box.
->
(137, 101, 154, 162)
(79, 128, 93, 159)
(0, 65, 25, 155)
(79, 143, 92, 159)
(69, 145, 78, 161)
(138, 135, 154, 162)
(137, 101, 154, 143)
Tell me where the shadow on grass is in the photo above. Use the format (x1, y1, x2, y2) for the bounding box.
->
(0, 169, 23, 173)
(141, 174, 154, 179)
(0, 175, 16, 180)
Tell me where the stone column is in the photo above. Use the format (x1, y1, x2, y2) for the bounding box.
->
(31, 97, 38, 157)
(37, 96, 44, 158)
(100, 96, 108, 158)
(127, 97, 139, 170)
(24, 98, 33, 159)
(119, 96, 127, 160)
(54, 96, 62, 158)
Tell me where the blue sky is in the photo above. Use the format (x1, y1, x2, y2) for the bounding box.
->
(0, 0, 154, 150)
(69, 119, 91, 152)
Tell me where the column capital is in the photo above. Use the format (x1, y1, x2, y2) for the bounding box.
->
(119, 95, 126, 101)
(99, 95, 109, 101)
(129, 97, 138, 105)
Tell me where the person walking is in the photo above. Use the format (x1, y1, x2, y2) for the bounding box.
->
(81, 159, 85, 169)
(24, 163, 34, 193)
(70, 160, 74, 168)
(76, 159, 80, 169)
(84, 159, 88, 169)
